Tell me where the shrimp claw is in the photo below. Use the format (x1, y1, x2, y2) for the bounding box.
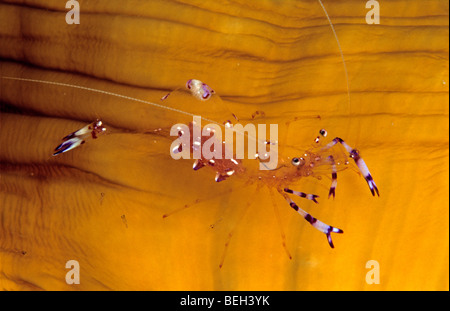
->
(322, 137, 379, 196)
(186, 79, 215, 101)
(162, 79, 215, 101)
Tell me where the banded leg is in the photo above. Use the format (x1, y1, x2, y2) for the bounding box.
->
(284, 196, 343, 248)
(328, 155, 337, 199)
(322, 137, 379, 196)
(284, 188, 319, 204)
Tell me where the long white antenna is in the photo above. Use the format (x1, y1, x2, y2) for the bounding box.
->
(1, 76, 222, 125)
(1, 76, 268, 154)
(317, 0, 351, 110)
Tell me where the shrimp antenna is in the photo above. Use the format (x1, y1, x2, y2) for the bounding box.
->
(1, 76, 222, 125)
(317, 0, 351, 111)
(1, 76, 272, 157)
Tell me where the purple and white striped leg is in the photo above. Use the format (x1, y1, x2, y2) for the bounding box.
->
(284, 188, 319, 204)
(328, 155, 337, 199)
(322, 137, 379, 196)
(284, 196, 343, 248)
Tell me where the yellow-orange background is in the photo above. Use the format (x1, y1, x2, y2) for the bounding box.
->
(0, 0, 448, 290)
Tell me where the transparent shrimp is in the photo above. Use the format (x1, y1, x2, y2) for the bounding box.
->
(0, 0, 379, 266)
(0, 75, 378, 263)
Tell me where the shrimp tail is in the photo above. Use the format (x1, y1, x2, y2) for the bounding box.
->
(53, 138, 84, 156)
(52, 120, 106, 156)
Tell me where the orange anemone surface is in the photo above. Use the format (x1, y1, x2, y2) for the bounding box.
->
(0, 0, 448, 290)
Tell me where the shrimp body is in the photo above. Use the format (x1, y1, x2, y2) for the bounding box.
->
(176, 121, 246, 182)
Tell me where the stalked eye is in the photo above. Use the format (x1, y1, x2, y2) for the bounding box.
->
(291, 157, 305, 167)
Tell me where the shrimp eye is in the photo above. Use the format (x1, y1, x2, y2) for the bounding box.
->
(291, 157, 305, 167)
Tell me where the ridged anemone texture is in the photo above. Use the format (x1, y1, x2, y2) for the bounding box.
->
(0, 0, 448, 290)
